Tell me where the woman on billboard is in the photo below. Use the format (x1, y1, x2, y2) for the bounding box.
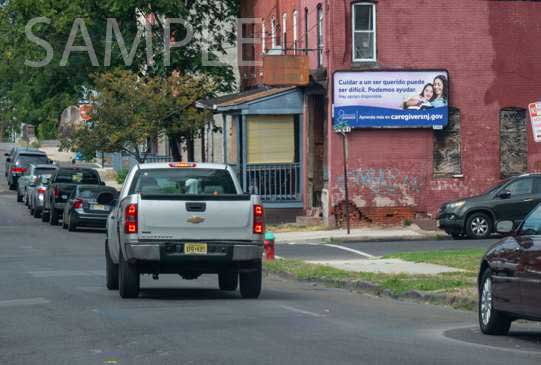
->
(431, 75, 448, 108)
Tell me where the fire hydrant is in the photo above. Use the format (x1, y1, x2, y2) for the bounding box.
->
(264, 231, 276, 260)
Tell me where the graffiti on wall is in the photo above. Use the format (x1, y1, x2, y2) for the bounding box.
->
(334, 167, 423, 208)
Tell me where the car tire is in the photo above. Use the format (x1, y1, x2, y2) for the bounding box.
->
(41, 209, 49, 222)
(33, 207, 41, 219)
(105, 240, 119, 290)
(68, 214, 77, 232)
(119, 250, 139, 298)
(16, 190, 23, 202)
(239, 260, 262, 299)
(219, 271, 239, 291)
(49, 207, 60, 226)
(466, 213, 492, 239)
(479, 268, 512, 335)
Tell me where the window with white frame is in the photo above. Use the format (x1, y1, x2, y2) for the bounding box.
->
(271, 16, 276, 49)
(317, 4, 324, 67)
(261, 20, 266, 54)
(353, 3, 376, 62)
(293, 10, 298, 54)
(282, 13, 287, 51)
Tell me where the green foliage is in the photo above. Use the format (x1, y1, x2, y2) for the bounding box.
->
(37, 120, 57, 140)
(115, 168, 129, 185)
(30, 140, 41, 148)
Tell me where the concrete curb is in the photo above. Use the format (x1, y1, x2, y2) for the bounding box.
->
(275, 233, 448, 245)
(264, 269, 478, 311)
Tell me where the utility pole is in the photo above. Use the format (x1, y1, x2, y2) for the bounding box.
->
(334, 123, 352, 234)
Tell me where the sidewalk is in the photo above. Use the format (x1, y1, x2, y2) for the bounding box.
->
(273, 225, 446, 244)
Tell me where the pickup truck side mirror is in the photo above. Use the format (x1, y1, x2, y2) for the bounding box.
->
(498, 190, 511, 199)
(100, 181, 106, 186)
(97, 192, 115, 205)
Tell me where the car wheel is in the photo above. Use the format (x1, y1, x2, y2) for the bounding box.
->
(41, 209, 49, 222)
(119, 250, 139, 298)
(239, 260, 262, 299)
(68, 213, 77, 232)
(49, 207, 60, 226)
(219, 271, 239, 291)
(33, 207, 41, 219)
(16, 190, 23, 202)
(105, 240, 119, 290)
(479, 268, 512, 335)
(62, 213, 68, 229)
(466, 213, 492, 239)
(9, 184, 16, 191)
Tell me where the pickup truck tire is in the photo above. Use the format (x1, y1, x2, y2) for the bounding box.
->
(119, 251, 140, 298)
(49, 207, 60, 226)
(219, 271, 238, 291)
(239, 260, 262, 299)
(105, 240, 119, 290)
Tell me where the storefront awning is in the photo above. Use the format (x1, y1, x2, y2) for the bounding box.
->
(196, 86, 303, 115)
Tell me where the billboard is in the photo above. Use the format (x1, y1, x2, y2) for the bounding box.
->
(333, 70, 449, 129)
(529, 102, 541, 143)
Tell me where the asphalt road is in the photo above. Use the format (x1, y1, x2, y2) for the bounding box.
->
(1, 142, 540, 364)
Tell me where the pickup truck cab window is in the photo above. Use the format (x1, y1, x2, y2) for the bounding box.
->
(55, 170, 100, 184)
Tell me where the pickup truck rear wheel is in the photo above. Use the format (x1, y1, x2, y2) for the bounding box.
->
(240, 260, 262, 299)
(105, 240, 119, 290)
(49, 207, 60, 226)
(219, 271, 238, 291)
(119, 251, 139, 298)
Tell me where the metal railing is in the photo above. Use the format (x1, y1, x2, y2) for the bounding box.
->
(246, 163, 301, 202)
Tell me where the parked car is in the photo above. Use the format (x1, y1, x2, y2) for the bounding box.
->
(437, 174, 541, 239)
(6, 149, 50, 190)
(62, 185, 118, 231)
(103, 162, 265, 299)
(16, 164, 58, 204)
(4, 147, 26, 177)
(478, 207, 541, 335)
(29, 175, 52, 218)
(42, 167, 105, 225)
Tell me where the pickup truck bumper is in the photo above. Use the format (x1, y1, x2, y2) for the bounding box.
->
(124, 242, 263, 262)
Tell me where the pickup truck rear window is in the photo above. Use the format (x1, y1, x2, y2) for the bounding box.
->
(130, 169, 238, 196)
(55, 170, 101, 184)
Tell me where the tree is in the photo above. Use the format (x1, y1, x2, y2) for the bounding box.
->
(0, 0, 238, 141)
(65, 69, 214, 163)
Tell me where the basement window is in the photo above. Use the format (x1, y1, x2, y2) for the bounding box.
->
(433, 108, 462, 177)
(500, 107, 528, 178)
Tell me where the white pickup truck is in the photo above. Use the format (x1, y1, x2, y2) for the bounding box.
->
(100, 162, 265, 299)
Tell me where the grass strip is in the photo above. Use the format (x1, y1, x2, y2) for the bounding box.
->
(384, 248, 486, 271)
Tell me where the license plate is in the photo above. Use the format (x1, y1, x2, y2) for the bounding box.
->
(92, 204, 107, 211)
(62, 195, 68, 199)
(184, 243, 208, 255)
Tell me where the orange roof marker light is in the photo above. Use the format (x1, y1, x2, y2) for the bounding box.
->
(169, 162, 197, 168)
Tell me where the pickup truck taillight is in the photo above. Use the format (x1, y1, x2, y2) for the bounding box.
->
(73, 199, 83, 209)
(11, 167, 26, 174)
(253, 204, 265, 234)
(124, 203, 138, 234)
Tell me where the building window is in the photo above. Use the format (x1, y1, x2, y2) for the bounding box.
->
(500, 108, 528, 178)
(304, 8, 309, 55)
(293, 10, 298, 55)
(282, 13, 287, 51)
(317, 4, 324, 67)
(433, 108, 462, 177)
(352, 3, 376, 62)
(271, 16, 276, 49)
(261, 20, 266, 54)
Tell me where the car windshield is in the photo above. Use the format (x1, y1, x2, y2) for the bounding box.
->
(520, 205, 541, 235)
(131, 168, 238, 195)
(78, 187, 116, 199)
(16, 154, 48, 167)
(483, 179, 509, 196)
(56, 170, 100, 184)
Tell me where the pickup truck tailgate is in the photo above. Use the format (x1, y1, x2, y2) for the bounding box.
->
(138, 197, 254, 241)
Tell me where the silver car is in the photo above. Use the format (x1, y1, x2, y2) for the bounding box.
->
(29, 175, 53, 218)
(17, 164, 58, 205)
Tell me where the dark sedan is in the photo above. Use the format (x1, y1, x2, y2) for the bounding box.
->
(62, 185, 118, 231)
(437, 174, 541, 239)
(478, 206, 541, 335)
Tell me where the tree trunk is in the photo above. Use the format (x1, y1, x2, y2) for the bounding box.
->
(200, 126, 206, 162)
(186, 133, 195, 162)
(169, 136, 182, 162)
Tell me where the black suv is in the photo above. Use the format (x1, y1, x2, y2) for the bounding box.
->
(437, 174, 541, 239)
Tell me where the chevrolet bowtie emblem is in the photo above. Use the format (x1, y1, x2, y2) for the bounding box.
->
(187, 216, 205, 224)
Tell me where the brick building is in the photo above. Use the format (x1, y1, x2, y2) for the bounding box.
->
(213, 0, 541, 225)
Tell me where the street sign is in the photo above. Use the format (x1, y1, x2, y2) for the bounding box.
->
(529, 102, 541, 142)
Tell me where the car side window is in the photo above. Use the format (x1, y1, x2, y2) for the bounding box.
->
(533, 178, 541, 194)
(505, 178, 533, 196)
